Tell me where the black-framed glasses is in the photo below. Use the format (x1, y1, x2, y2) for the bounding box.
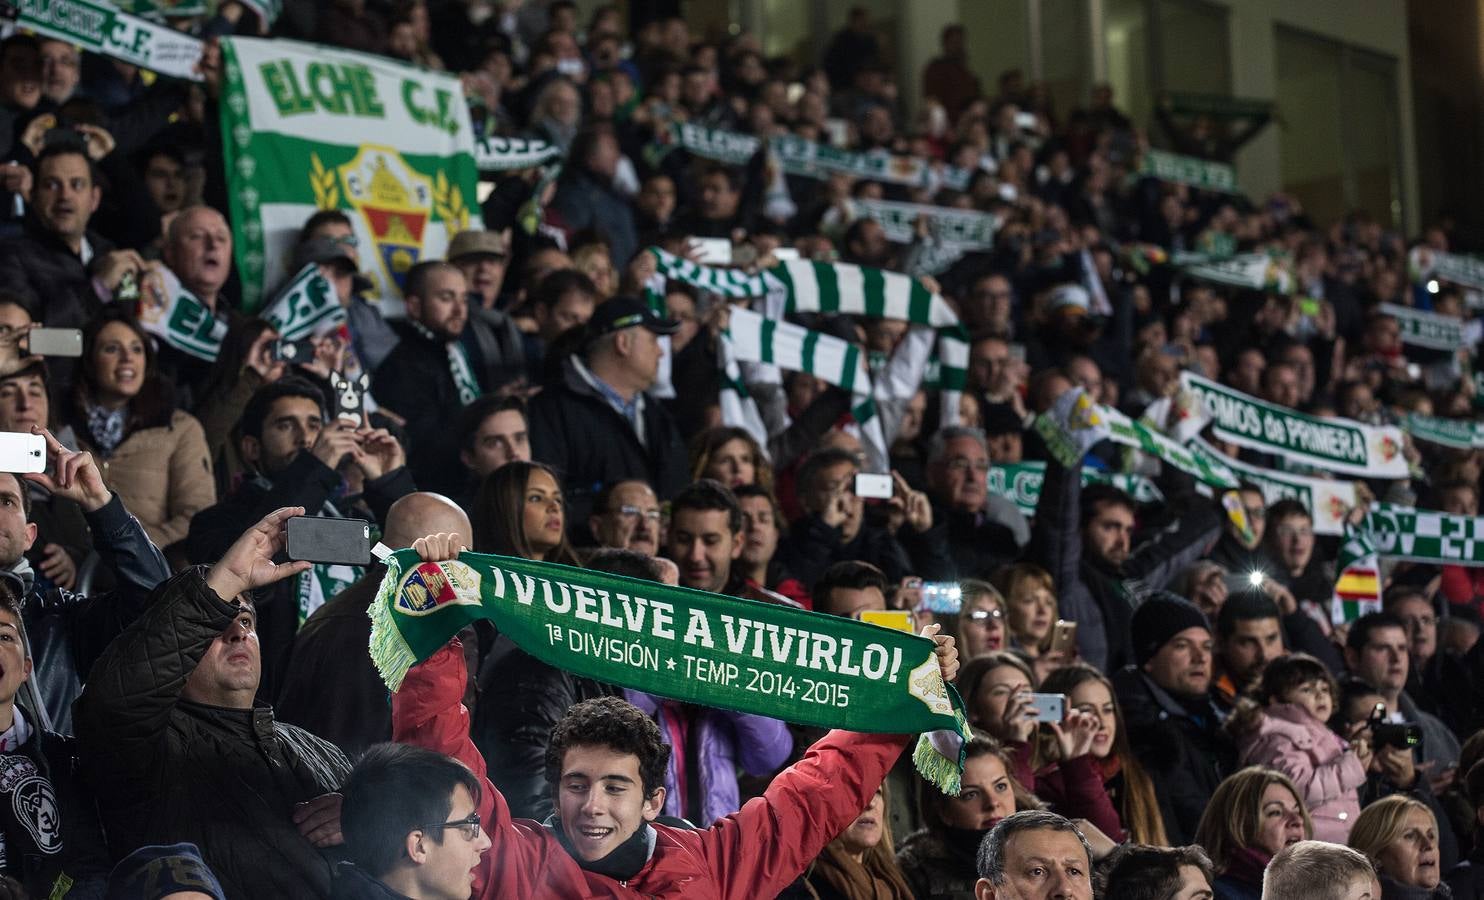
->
(417, 812, 482, 841)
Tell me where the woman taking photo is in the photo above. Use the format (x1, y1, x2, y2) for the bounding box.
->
(471, 460, 580, 565)
(897, 736, 1024, 900)
(193, 317, 284, 494)
(1350, 796, 1448, 900)
(68, 307, 215, 551)
(1041, 662, 1167, 845)
(957, 652, 1121, 839)
(1194, 767, 1313, 900)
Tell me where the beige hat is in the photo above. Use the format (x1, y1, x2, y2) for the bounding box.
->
(447, 230, 509, 261)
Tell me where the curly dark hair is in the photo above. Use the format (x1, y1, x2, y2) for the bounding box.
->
(545, 697, 670, 799)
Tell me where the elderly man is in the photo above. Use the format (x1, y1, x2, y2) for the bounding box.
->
(152, 206, 237, 401)
(587, 478, 662, 556)
(975, 810, 1095, 900)
(925, 426, 1024, 579)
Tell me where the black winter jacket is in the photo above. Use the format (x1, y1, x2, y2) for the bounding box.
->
(0, 226, 115, 394)
(528, 355, 689, 525)
(22, 493, 169, 733)
(371, 319, 477, 497)
(74, 568, 351, 899)
(184, 452, 415, 700)
(1112, 666, 1236, 845)
(1, 724, 110, 900)
(777, 514, 954, 589)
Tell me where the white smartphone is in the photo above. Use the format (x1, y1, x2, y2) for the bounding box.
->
(689, 238, 732, 265)
(0, 432, 45, 474)
(853, 472, 893, 500)
(26, 328, 82, 357)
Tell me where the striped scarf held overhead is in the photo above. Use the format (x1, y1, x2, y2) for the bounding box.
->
(646, 248, 969, 470)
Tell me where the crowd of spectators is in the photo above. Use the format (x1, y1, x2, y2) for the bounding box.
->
(0, 1, 1475, 899)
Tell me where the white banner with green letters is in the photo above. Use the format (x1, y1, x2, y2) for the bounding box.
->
(219, 37, 483, 309)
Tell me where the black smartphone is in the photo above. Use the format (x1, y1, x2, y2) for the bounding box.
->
(286, 516, 371, 566)
(272, 337, 317, 364)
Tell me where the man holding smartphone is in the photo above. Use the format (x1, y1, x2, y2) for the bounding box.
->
(185, 378, 414, 701)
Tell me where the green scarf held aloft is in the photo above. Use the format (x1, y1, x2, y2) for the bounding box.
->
(369, 548, 973, 794)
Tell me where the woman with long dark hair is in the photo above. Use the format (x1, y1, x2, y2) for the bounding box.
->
(67, 307, 214, 551)
(472, 460, 580, 565)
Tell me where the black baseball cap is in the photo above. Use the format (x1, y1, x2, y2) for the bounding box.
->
(585, 296, 682, 341)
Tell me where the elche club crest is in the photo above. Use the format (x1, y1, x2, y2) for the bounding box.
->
(337, 147, 433, 294)
(396, 560, 483, 616)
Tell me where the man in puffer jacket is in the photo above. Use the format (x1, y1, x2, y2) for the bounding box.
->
(75, 507, 351, 899)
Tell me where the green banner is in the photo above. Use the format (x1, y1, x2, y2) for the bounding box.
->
(262, 263, 346, 341)
(1364, 503, 1484, 567)
(15, 0, 204, 82)
(1175, 252, 1293, 293)
(1379, 303, 1481, 353)
(1405, 413, 1484, 450)
(1141, 149, 1237, 192)
(854, 199, 997, 249)
(219, 36, 483, 310)
(473, 136, 562, 173)
(370, 549, 973, 793)
(988, 462, 1162, 517)
(1178, 372, 1408, 478)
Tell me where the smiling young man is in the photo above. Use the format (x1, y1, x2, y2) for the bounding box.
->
(392, 530, 960, 899)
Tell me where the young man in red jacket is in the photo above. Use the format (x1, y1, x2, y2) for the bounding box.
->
(391, 531, 960, 900)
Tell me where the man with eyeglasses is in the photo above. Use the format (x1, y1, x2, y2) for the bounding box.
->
(588, 479, 661, 557)
(294, 210, 401, 372)
(924, 427, 1022, 580)
(1263, 500, 1336, 608)
(1384, 587, 1470, 740)
(338, 742, 493, 899)
(959, 272, 1015, 338)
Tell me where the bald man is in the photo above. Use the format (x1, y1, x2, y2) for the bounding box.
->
(277, 494, 473, 756)
(155, 205, 241, 405)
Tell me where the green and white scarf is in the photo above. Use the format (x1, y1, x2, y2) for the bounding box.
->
(1188, 436, 1356, 535)
(853, 199, 997, 250)
(988, 462, 1163, 518)
(1175, 252, 1293, 293)
(657, 122, 972, 191)
(1332, 526, 1382, 624)
(1362, 503, 1484, 568)
(1379, 303, 1481, 353)
(136, 266, 229, 362)
(298, 562, 361, 625)
(1140, 149, 1237, 193)
(15, 0, 205, 82)
(263, 264, 346, 341)
(1409, 246, 1484, 290)
(474, 136, 563, 173)
(370, 548, 974, 793)
(1176, 372, 1408, 478)
(722, 307, 887, 468)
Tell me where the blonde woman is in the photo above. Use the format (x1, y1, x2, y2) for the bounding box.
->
(799, 785, 914, 900)
(955, 579, 1008, 662)
(1194, 767, 1313, 900)
(1349, 796, 1448, 900)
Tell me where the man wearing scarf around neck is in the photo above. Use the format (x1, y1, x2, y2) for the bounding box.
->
(388, 531, 961, 900)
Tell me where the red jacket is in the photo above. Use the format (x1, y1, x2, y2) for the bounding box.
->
(392, 642, 912, 899)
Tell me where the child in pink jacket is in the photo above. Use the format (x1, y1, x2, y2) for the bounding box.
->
(1231, 653, 1367, 842)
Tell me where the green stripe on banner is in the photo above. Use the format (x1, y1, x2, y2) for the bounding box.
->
(840, 344, 860, 393)
(852, 396, 877, 424)
(863, 268, 886, 319)
(801, 329, 820, 374)
(816, 263, 841, 313)
(759, 318, 777, 365)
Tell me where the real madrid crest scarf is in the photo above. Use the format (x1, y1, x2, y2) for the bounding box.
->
(369, 549, 973, 794)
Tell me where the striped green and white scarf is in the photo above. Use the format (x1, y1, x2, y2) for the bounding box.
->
(1175, 251, 1293, 293)
(1405, 412, 1484, 450)
(1363, 503, 1484, 567)
(263, 263, 347, 341)
(989, 462, 1163, 518)
(1188, 436, 1356, 535)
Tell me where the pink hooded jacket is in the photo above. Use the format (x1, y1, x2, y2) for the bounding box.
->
(1238, 702, 1366, 843)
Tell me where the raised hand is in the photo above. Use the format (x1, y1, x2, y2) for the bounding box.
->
(921, 623, 958, 684)
(25, 426, 111, 512)
(205, 507, 312, 601)
(413, 532, 468, 563)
